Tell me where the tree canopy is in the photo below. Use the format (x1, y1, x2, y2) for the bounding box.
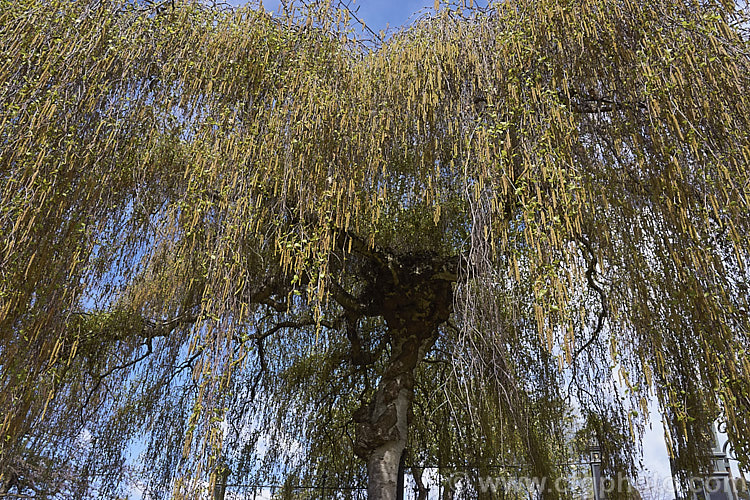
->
(1, 0, 749, 498)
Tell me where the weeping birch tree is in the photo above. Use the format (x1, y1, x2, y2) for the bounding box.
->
(1, 0, 750, 498)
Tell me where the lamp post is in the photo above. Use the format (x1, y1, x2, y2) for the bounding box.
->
(670, 422, 738, 500)
(588, 441, 607, 500)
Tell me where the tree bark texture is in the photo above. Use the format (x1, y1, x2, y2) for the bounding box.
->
(353, 259, 453, 500)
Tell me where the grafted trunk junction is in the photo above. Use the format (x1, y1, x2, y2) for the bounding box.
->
(353, 256, 454, 500)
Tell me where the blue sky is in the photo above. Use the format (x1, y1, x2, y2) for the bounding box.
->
(321, 0, 439, 33)
(238, 1, 479, 34)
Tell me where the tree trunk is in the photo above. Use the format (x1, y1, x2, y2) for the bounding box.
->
(353, 265, 453, 500)
(355, 331, 434, 500)
(366, 434, 406, 500)
(412, 466, 430, 500)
